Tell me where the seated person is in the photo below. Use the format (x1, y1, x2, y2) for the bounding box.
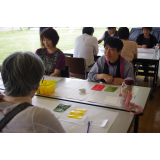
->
(73, 27, 98, 72)
(36, 28, 65, 76)
(136, 27, 159, 81)
(118, 27, 137, 61)
(88, 37, 134, 85)
(0, 52, 65, 133)
(98, 27, 118, 44)
(136, 27, 159, 48)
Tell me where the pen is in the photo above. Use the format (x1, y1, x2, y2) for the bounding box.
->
(41, 77, 44, 84)
(87, 121, 90, 133)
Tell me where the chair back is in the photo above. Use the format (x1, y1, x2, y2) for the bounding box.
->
(65, 57, 87, 79)
(61, 66, 70, 78)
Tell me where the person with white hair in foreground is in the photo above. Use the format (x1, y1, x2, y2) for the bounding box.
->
(0, 52, 65, 133)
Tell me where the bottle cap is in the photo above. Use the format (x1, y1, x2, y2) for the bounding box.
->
(124, 77, 134, 85)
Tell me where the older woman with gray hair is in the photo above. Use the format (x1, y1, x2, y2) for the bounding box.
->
(0, 52, 65, 133)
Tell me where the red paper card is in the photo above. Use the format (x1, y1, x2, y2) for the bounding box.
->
(91, 84, 105, 91)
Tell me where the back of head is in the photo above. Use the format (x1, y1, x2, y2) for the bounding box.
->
(142, 27, 152, 31)
(40, 28, 59, 47)
(104, 37, 123, 52)
(118, 27, 129, 40)
(82, 27, 94, 35)
(1, 52, 45, 97)
(107, 27, 116, 30)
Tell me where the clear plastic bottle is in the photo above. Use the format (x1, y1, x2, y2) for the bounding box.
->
(155, 43, 159, 59)
(120, 78, 134, 106)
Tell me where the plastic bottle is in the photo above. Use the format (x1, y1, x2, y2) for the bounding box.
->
(120, 77, 134, 106)
(155, 43, 159, 59)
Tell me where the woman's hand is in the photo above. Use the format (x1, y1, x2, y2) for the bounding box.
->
(142, 45, 147, 48)
(50, 69, 60, 76)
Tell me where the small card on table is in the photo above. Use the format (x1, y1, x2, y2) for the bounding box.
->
(104, 86, 118, 92)
(91, 84, 105, 91)
(53, 104, 71, 112)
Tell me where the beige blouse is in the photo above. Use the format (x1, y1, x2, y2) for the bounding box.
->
(121, 40, 137, 61)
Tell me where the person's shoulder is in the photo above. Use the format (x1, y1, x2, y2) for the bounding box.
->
(33, 106, 56, 118)
(150, 34, 157, 39)
(35, 48, 44, 55)
(122, 57, 132, 67)
(92, 36, 98, 41)
(138, 34, 144, 37)
(76, 34, 83, 39)
(97, 55, 106, 62)
(128, 40, 137, 46)
(57, 49, 65, 57)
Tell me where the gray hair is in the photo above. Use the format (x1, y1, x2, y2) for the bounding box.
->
(1, 51, 45, 97)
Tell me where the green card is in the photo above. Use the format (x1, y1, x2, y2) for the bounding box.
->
(104, 86, 118, 92)
(53, 104, 71, 112)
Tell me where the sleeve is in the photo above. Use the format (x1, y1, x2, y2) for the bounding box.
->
(55, 52, 65, 71)
(123, 60, 135, 80)
(93, 37, 99, 56)
(134, 42, 138, 57)
(88, 56, 105, 82)
(100, 32, 105, 41)
(35, 48, 41, 55)
(33, 107, 66, 133)
(153, 35, 158, 45)
(136, 34, 142, 45)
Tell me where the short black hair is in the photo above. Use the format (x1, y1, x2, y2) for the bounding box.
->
(104, 37, 123, 52)
(82, 27, 94, 35)
(142, 27, 152, 31)
(118, 27, 129, 40)
(40, 28, 59, 47)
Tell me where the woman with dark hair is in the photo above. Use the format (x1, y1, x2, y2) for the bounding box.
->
(118, 27, 137, 61)
(0, 52, 65, 133)
(36, 28, 65, 76)
(136, 27, 158, 48)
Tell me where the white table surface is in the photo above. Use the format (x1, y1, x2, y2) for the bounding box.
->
(137, 48, 159, 60)
(38, 77, 150, 114)
(32, 96, 134, 133)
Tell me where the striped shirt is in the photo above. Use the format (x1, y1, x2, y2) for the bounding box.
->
(121, 40, 137, 61)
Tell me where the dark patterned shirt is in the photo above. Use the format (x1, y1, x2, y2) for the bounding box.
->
(35, 48, 65, 76)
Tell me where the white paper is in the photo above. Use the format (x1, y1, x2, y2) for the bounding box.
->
(77, 81, 105, 90)
(131, 87, 139, 102)
(59, 105, 99, 125)
(60, 79, 86, 89)
(104, 96, 119, 104)
(66, 89, 94, 101)
(43, 75, 62, 82)
(52, 86, 75, 98)
(138, 53, 154, 59)
(84, 116, 108, 127)
(138, 48, 155, 54)
(32, 96, 71, 118)
(60, 108, 119, 133)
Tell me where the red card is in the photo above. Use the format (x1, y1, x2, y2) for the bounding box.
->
(91, 84, 105, 91)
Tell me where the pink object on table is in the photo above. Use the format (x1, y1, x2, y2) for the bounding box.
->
(91, 84, 105, 91)
(124, 90, 143, 115)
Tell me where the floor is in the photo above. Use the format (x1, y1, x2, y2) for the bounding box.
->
(129, 64, 160, 133)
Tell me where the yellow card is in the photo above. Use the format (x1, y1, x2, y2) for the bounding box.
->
(67, 108, 87, 119)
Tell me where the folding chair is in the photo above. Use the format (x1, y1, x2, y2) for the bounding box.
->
(65, 57, 90, 79)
